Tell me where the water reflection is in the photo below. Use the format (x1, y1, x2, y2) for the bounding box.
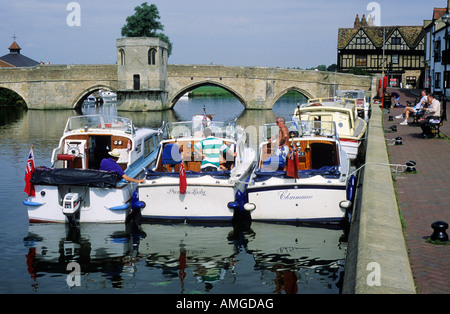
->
(23, 222, 346, 294)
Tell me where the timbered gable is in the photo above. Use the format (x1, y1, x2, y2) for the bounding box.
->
(345, 29, 376, 50)
(385, 28, 409, 50)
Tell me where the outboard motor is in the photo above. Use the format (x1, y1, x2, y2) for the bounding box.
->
(63, 193, 81, 226)
(228, 190, 253, 227)
(126, 190, 146, 226)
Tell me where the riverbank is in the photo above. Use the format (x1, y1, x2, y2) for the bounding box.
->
(343, 104, 416, 293)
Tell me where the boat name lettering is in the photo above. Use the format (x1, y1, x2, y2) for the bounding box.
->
(278, 190, 313, 200)
(167, 188, 207, 196)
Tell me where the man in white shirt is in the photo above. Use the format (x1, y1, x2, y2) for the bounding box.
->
(419, 93, 441, 138)
(397, 90, 427, 125)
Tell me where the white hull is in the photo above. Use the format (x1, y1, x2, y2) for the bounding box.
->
(139, 171, 251, 221)
(25, 183, 137, 223)
(247, 178, 347, 223)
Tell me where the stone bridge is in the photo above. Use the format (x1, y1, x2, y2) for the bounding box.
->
(0, 63, 375, 110)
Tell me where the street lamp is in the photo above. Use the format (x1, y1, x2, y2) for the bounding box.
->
(442, 11, 450, 121)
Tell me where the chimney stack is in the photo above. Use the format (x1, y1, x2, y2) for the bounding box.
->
(354, 14, 361, 28)
(361, 14, 368, 26)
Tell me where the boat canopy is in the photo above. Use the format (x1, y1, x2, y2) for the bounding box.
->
(64, 115, 135, 135)
(163, 119, 236, 140)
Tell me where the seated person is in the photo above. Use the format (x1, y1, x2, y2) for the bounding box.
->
(194, 128, 236, 172)
(396, 90, 427, 125)
(100, 149, 145, 183)
(390, 91, 401, 108)
(418, 93, 441, 138)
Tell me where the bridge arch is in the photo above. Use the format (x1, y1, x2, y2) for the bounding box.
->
(271, 87, 313, 108)
(72, 84, 117, 109)
(0, 85, 29, 108)
(169, 80, 247, 109)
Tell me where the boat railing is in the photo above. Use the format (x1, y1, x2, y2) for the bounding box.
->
(163, 120, 236, 140)
(307, 97, 357, 107)
(65, 115, 135, 135)
(261, 120, 337, 142)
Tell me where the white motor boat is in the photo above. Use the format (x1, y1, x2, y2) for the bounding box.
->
(23, 114, 161, 224)
(138, 114, 256, 222)
(244, 120, 354, 224)
(293, 98, 367, 161)
(335, 90, 370, 121)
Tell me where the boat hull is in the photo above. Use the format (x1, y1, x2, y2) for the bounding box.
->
(139, 181, 243, 221)
(246, 181, 347, 223)
(25, 184, 136, 223)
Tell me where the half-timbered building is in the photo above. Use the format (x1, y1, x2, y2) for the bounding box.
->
(337, 15, 426, 88)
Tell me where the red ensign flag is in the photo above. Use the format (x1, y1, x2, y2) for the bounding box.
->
(24, 147, 36, 196)
(179, 162, 187, 194)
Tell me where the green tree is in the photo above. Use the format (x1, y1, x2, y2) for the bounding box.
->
(121, 2, 173, 56)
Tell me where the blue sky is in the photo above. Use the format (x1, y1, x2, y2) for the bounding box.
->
(0, 0, 443, 69)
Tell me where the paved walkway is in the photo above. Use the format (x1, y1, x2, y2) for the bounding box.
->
(382, 88, 450, 294)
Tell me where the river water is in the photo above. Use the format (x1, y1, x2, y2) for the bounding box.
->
(0, 93, 347, 294)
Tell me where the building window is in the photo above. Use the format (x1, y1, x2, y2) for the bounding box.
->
(133, 74, 140, 90)
(356, 37, 366, 45)
(355, 55, 367, 67)
(392, 37, 401, 45)
(392, 54, 399, 64)
(434, 40, 441, 62)
(435, 72, 441, 89)
(148, 48, 157, 65)
(119, 49, 125, 65)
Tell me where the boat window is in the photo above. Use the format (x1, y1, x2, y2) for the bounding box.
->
(144, 136, 155, 158)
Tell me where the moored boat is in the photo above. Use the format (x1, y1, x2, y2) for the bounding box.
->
(138, 114, 256, 222)
(293, 97, 367, 161)
(243, 120, 354, 224)
(23, 114, 160, 224)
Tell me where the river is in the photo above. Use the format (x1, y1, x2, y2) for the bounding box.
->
(0, 93, 346, 294)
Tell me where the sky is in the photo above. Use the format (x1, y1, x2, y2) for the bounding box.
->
(0, 0, 445, 69)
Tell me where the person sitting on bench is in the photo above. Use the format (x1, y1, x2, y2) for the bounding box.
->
(397, 90, 427, 125)
(418, 93, 441, 138)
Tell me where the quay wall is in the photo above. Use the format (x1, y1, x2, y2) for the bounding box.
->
(343, 105, 416, 294)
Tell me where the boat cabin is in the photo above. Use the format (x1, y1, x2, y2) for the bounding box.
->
(294, 98, 359, 138)
(50, 115, 158, 171)
(153, 119, 238, 173)
(258, 121, 340, 172)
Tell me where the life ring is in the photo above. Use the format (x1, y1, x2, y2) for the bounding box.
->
(311, 103, 322, 106)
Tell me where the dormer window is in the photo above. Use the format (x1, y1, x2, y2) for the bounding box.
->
(356, 37, 366, 45)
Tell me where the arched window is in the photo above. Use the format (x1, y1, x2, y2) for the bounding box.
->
(119, 49, 125, 65)
(148, 48, 157, 65)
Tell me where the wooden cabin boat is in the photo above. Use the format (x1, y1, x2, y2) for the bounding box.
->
(23, 114, 160, 224)
(243, 120, 353, 224)
(138, 114, 256, 222)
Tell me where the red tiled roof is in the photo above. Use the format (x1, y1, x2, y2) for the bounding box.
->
(433, 8, 447, 20)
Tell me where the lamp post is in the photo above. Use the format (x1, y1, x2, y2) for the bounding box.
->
(441, 11, 450, 120)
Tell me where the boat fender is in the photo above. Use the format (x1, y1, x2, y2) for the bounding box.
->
(131, 190, 146, 210)
(346, 174, 356, 203)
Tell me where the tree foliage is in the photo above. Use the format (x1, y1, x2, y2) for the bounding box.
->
(121, 2, 173, 56)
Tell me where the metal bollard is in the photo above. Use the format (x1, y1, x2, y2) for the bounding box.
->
(430, 221, 449, 242)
